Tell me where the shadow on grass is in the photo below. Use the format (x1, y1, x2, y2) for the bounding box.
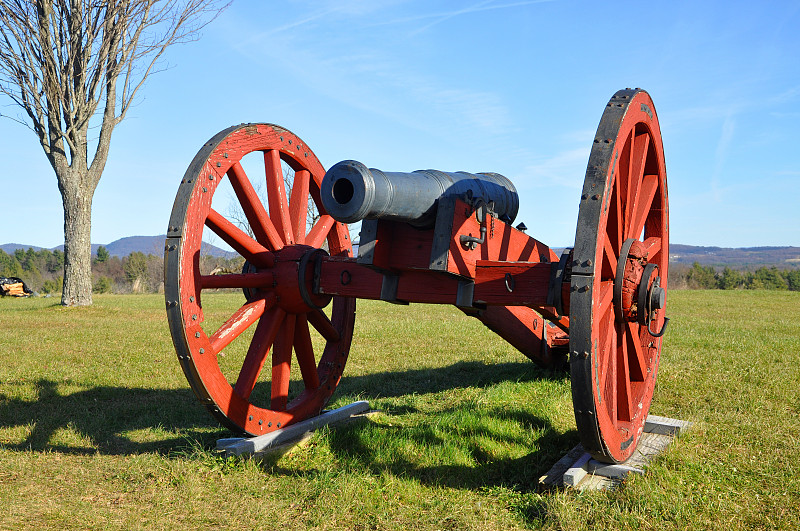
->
(0, 360, 575, 486)
(273, 360, 579, 501)
(333, 359, 566, 401)
(0, 380, 224, 455)
(271, 410, 577, 495)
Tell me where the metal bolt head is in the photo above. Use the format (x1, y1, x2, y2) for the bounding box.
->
(650, 286, 666, 309)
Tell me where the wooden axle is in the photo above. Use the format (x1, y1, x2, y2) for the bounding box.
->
(316, 256, 569, 313)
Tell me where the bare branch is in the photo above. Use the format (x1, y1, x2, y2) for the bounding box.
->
(0, 0, 229, 306)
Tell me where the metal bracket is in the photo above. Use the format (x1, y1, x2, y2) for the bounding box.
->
(458, 197, 495, 251)
(548, 248, 573, 316)
(456, 280, 475, 309)
(429, 196, 457, 270)
(298, 248, 328, 310)
(357, 219, 379, 265)
(380, 272, 408, 305)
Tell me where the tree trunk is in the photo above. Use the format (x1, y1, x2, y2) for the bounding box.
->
(60, 178, 94, 306)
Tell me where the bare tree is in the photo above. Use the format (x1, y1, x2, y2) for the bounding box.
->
(0, 0, 226, 306)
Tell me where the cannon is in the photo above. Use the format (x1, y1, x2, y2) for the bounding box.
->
(164, 88, 669, 463)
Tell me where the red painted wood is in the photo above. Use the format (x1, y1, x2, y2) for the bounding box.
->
(316, 258, 384, 299)
(200, 271, 274, 290)
(293, 315, 320, 389)
(306, 215, 334, 248)
(289, 169, 310, 244)
(205, 209, 274, 268)
(271, 314, 296, 411)
(472, 306, 553, 366)
(570, 90, 669, 463)
(227, 161, 284, 251)
(208, 296, 271, 354)
(368, 222, 434, 271)
(233, 307, 286, 401)
(473, 261, 552, 306)
(171, 123, 356, 437)
(447, 198, 559, 278)
(265, 149, 295, 245)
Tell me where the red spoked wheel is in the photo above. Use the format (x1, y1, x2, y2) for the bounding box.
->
(570, 89, 669, 463)
(165, 123, 356, 435)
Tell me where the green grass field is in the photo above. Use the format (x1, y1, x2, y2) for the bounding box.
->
(1, 291, 799, 529)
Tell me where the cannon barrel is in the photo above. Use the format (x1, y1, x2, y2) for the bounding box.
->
(320, 160, 519, 229)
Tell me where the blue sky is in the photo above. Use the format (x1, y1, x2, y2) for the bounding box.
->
(2, 0, 799, 249)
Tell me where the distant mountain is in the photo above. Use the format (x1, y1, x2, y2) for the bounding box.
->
(1, 235, 234, 258)
(1, 243, 46, 253)
(669, 244, 800, 268)
(2, 239, 799, 267)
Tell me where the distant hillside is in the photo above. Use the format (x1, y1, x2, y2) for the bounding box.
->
(670, 244, 800, 269)
(1, 243, 46, 253)
(3, 239, 799, 267)
(1, 236, 234, 258)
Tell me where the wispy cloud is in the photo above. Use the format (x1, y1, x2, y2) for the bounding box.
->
(710, 114, 736, 202)
(370, 0, 556, 33)
(519, 146, 589, 190)
(227, 26, 516, 143)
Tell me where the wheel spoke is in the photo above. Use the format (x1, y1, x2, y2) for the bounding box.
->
(294, 314, 320, 390)
(602, 236, 618, 280)
(289, 169, 311, 244)
(597, 288, 616, 402)
(608, 325, 619, 425)
(264, 149, 294, 244)
(625, 133, 650, 234)
(613, 163, 624, 250)
(308, 308, 341, 342)
(209, 297, 271, 354)
(227, 162, 284, 251)
(271, 314, 296, 411)
(205, 209, 274, 268)
(616, 326, 633, 422)
(625, 322, 647, 382)
(642, 236, 662, 258)
(306, 215, 335, 249)
(627, 174, 659, 240)
(233, 307, 286, 401)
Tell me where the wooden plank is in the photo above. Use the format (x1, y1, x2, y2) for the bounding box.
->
(539, 414, 692, 491)
(217, 401, 371, 458)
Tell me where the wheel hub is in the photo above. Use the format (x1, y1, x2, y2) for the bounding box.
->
(275, 245, 332, 314)
(242, 245, 332, 314)
(613, 238, 665, 328)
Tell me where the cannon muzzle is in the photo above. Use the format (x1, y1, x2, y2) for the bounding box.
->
(321, 160, 519, 229)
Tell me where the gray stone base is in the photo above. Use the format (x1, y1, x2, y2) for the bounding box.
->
(539, 415, 692, 491)
(217, 401, 372, 459)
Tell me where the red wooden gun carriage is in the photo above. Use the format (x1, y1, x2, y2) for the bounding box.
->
(165, 88, 669, 463)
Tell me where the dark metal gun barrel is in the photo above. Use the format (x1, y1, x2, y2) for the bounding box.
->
(321, 160, 519, 229)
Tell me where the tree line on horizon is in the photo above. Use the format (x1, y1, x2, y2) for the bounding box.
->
(3, 247, 800, 296)
(0, 247, 241, 296)
(668, 262, 800, 291)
